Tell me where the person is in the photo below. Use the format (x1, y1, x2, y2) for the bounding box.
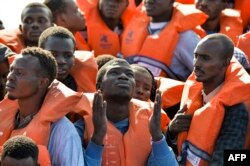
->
(0, 47, 89, 165)
(131, 64, 156, 101)
(194, 0, 243, 44)
(43, 0, 90, 51)
(168, 33, 250, 165)
(75, 58, 178, 165)
(0, 44, 15, 101)
(121, 0, 206, 81)
(0, 136, 39, 166)
(0, 2, 53, 53)
(38, 26, 97, 93)
(76, 0, 133, 56)
(131, 64, 184, 119)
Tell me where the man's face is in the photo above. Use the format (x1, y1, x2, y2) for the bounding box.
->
(0, 60, 9, 100)
(61, 0, 86, 32)
(5, 55, 42, 100)
(99, 0, 128, 19)
(1, 156, 37, 166)
(20, 7, 53, 44)
(145, 0, 172, 17)
(133, 69, 152, 101)
(193, 39, 226, 84)
(195, 0, 226, 21)
(101, 62, 135, 101)
(43, 36, 75, 82)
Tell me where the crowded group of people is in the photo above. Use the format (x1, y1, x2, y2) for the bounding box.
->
(0, 0, 250, 165)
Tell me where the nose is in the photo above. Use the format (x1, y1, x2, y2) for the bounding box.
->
(31, 21, 39, 29)
(6, 71, 15, 83)
(135, 86, 144, 95)
(56, 55, 66, 65)
(193, 56, 201, 67)
(118, 72, 129, 80)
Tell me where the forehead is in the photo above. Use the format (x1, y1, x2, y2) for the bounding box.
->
(2, 156, 36, 166)
(195, 39, 222, 54)
(11, 55, 40, 69)
(44, 36, 75, 51)
(106, 62, 132, 71)
(22, 7, 51, 19)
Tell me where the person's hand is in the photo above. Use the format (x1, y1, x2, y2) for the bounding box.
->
(149, 89, 163, 141)
(168, 104, 192, 137)
(91, 90, 107, 145)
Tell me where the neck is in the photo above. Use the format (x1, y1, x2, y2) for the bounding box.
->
(106, 100, 130, 123)
(101, 15, 120, 30)
(151, 8, 173, 23)
(25, 41, 38, 47)
(201, 17, 220, 33)
(202, 76, 225, 95)
(17, 91, 46, 118)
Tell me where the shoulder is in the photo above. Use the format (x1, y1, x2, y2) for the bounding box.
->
(50, 117, 79, 138)
(179, 30, 200, 41)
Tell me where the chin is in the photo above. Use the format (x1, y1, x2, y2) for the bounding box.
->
(7, 94, 17, 100)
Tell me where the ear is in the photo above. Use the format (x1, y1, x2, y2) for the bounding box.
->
(96, 82, 101, 90)
(39, 77, 50, 89)
(55, 13, 67, 26)
(223, 58, 231, 67)
(19, 24, 22, 32)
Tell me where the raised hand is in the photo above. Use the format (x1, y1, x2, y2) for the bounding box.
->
(168, 104, 192, 137)
(149, 89, 163, 141)
(91, 90, 107, 145)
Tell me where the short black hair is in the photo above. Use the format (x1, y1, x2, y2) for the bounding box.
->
(1, 136, 38, 164)
(21, 47, 57, 84)
(38, 26, 76, 49)
(131, 64, 157, 101)
(96, 58, 131, 89)
(96, 54, 116, 70)
(44, 0, 67, 21)
(21, 2, 53, 22)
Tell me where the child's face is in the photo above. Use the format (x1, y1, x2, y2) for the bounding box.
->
(133, 69, 152, 101)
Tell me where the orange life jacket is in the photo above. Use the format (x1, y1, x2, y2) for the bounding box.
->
(71, 51, 97, 93)
(74, 31, 90, 51)
(85, 6, 120, 56)
(155, 77, 184, 109)
(121, 3, 207, 77)
(0, 29, 24, 53)
(176, 0, 194, 4)
(236, 32, 250, 60)
(82, 95, 170, 166)
(235, 0, 250, 30)
(177, 58, 250, 166)
(194, 8, 243, 45)
(0, 80, 91, 166)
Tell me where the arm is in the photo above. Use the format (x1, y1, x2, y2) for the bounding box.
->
(210, 103, 249, 165)
(147, 90, 178, 166)
(74, 118, 104, 166)
(48, 117, 85, 166)
(147, 135, 178, 166)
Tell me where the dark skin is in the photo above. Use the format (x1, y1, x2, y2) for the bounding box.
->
(93, 61, 163, 143)
(93, 89, 164, 143)
(168, 105, 192, 137)
(145, 0, 174, 23)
